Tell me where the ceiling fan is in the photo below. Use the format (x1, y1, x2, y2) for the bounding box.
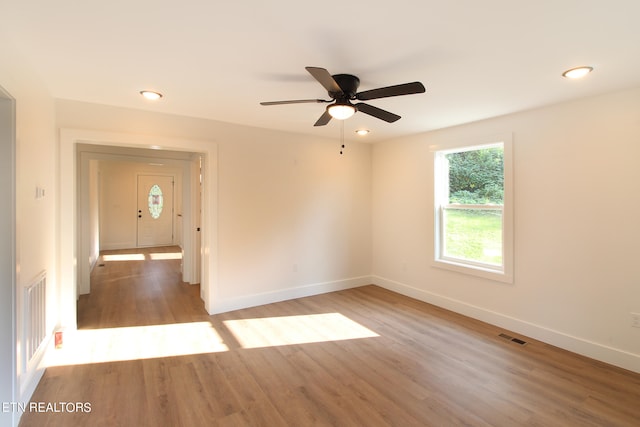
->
(260, 67, 426, 126)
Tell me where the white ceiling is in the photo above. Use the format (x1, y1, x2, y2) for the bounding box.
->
(2, 1, 639, 142)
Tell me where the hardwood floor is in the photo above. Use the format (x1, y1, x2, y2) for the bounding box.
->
(77, 246, 207, 329)
(20, 247, 640, 426)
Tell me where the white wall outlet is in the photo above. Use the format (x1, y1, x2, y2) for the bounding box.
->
(632, 313, 640, 328)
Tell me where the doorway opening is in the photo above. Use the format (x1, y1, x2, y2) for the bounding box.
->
(60, 130, 217, 331)
(77, 145, 203, 296)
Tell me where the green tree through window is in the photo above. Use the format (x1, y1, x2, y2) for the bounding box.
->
(435, 142, 507, 272)
(447, 147, 503, 204)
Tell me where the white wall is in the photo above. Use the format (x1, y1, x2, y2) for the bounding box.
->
(372, 87, 640, 373)
(55, 100, 373, 314)
(0, 34, 58, 425)
(216, 136, 372, 309)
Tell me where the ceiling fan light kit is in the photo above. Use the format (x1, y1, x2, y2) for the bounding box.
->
(260, 66, 426, 127)
(327, 102, 356, 120)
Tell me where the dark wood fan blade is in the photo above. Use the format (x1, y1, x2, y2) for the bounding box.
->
(356, 81, 425, 101)
(355, 103, 401, 123)
(306, 67, 342, 95)
(260, 99, 329, 106)
(313, 110, 333, 127)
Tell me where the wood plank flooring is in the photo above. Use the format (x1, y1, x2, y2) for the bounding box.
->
(20, 246, 640, 426)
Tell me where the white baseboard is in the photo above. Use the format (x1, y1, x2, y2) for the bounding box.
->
(18, 365, 45, 404)
(372, 275, 640, 374)
(211, 276, 372, 314)
(15, 334, 51, 427)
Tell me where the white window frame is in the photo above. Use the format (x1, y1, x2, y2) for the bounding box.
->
(433, 135, 513, 283)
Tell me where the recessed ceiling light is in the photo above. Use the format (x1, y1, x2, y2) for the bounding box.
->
(562, 66, 593, 79)
(140, 90, 163, 100)
(355, 129, 370, 136)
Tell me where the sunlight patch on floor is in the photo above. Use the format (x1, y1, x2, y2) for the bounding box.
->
(42, 322, 228, 367)
(223, 313, 379, 349)
(101, 252, 182, 262)
(102, 253, 146, 261)
(149, 252, 183, 260)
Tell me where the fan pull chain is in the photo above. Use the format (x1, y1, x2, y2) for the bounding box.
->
(339, 120, 345, 155)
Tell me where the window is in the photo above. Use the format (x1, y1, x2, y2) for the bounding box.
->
(434, 137, 513, 282)
(148, 184, 164, 219)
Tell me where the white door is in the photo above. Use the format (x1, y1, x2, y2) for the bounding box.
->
(137, 175, 174, 247)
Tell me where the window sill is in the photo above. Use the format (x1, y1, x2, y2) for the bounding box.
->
(432, 258, 513, 284)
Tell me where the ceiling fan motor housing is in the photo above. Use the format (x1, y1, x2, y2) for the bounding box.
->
(330, 74, 360, 100)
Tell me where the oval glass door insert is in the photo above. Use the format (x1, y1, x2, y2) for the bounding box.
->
(148, 184, 164, 219)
